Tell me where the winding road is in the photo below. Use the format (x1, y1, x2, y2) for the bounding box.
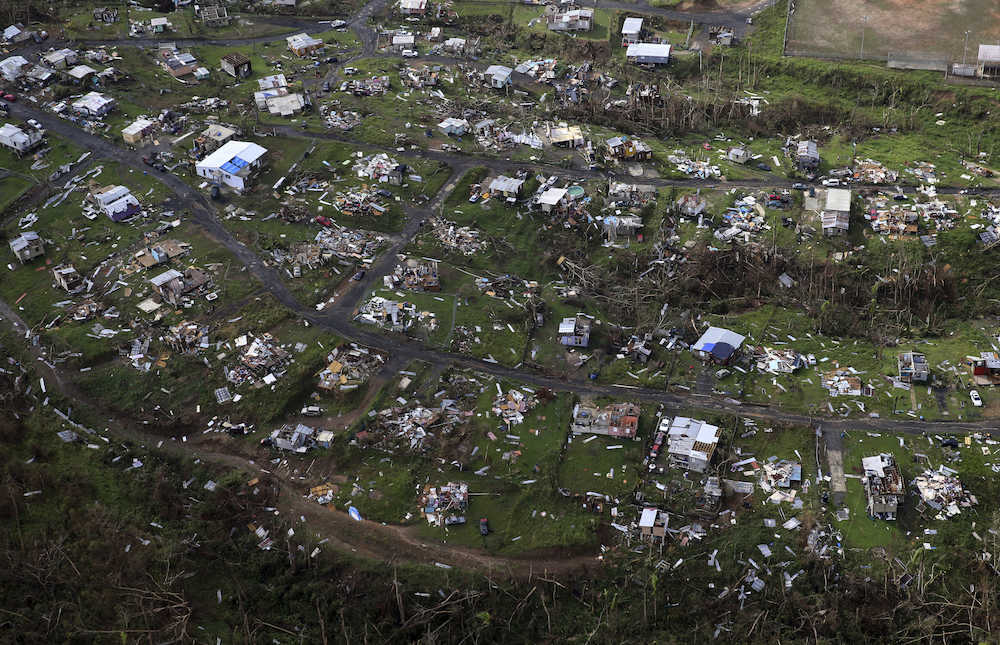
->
(1, 0, 997, 576)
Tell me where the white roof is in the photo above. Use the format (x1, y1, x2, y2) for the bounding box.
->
(621, 17, 643, 35)
(438, 117, 468, 129)
(287, 33, 322, 50)
(626, 43, 671, 59)
(122, 117, 156, 136)
(72, 91, 114, 112)
(979, 44, 1000, 63)
(0, 55, 28, 74)
(95, 185, 131, 205)
(67, 64, 97, 79)
(692, 326, 745, 353)
(266, 92, 306, 115)
(489, 175, 523, 193)
(825, 188, 852, 212)
(485, 64, 512, 78)
(258, 73, 287, 89)
(3, 25, 21, 40)
(862, 455, 887, 478)
(43, 48, 75, 63)
(150, 17, 169, 26)
(638, 507, 658, 528)
(558, 317, 577, 334)
(399, 0, 426, 8)
(150, 268, 182, 287)
(538, 187, 567, 205)
(392, 34, 415, 45)
(197, 140, 268, 171)
(0, 122, 26, 139)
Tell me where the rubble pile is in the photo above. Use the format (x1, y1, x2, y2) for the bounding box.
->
(353, 153, 400, 182)
(851, 158, 898, 184)
(225, 333, 290, 386)
(905, 161, 938, 183)
(759, 460, 802, 505)
(753, 346, 807, 374)
(331, 188, 388, 218)
(491, 384, 538, 428)
(715, 194, 765, 241)
(668, 151, 721, 179)
(428, 216, 486, 255)
(344, 75, 390, 96)
(385, 258, 440, 291)
(822, 367, 870, 397)
(322, 109, 361, 131)
(475, 274, 538, 299)
(355, 296, 438, 333)
(315, 225, 385, 267)
(316, 343, 385, 391)
(366, 398, 470, 452)
(165, 320, 209, 353)
(419, 482, 469, 527)
(912, 466, 977, 518)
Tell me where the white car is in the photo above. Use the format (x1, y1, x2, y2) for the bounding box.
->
(26, 118, 42, 130)
(401, 49, 418, 58)
(970, 390, 983, 407)
(301, 405, 323, 416)
(821, 178, 841, 187)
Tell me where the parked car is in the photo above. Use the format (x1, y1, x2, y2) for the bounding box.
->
(756, 163, 771, 171)
(821, 178, 841, 187)
(301, 405, 323, 416)
(26, 118, 42, 130)
(971, 390, 983, 407)
(468, 193, 480, 203)
(315, 215, 333, 227)
(791, 182, 807, 190)
(322, 81, 330, 92)
(401, 49, 418, 58)
(351, 270, 365, 281)
(444, 515, 466, 526)
(479, 517, 489, 536)
(2, 93, 16, 101)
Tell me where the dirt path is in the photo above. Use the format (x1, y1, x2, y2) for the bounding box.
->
(0, 301, 596, 579)
(822, 425, 848, 507)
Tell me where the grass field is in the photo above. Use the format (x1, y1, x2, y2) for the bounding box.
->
(786, 0, 1000, 61)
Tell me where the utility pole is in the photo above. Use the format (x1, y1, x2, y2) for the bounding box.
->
(859, 15, 869, 59)
(963, 30, 971, 66)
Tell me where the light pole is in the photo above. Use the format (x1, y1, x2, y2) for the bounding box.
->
(860, 15, 869, 59)
(963, 30, 971, 66)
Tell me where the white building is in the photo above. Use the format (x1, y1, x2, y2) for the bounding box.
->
(663, 416, 721, 473)
(626, 43, 671, 65)
(286, 33, 323, 56)
(398, 0, 427, 15)
(0, 123, 42, 154)
(9, 231, 43, 263)
(438, 117, 469, 136)
(195, 140, 268, 191)
(484, 64, 512, 88)
(72, 91, 116, 117)
(621, 17, 643, 46)
(42, 48, 78, 69)
(822, 188, 852, 236)
(0, 55, 30, 82)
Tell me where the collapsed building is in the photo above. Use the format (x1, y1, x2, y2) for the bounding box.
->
(226, 333, 289, 385)
(571, 401, 640, 439)
(491, 384, 538, 428)
(911, 466, 977, 518)
(385, 258, 440, 291)
(862, 454, 904, 520)
(419, 482, 469, 527)
(661, 416, 721, 473)
(355, 296, 438, 333)
(316, 343, 385, 392)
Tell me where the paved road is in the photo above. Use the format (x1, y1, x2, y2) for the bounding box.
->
(8, 92, 1000, 437)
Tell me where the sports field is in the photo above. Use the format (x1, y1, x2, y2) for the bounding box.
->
(785, 0, 1000, 61)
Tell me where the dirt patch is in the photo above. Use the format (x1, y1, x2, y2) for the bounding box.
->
(787, 0, 1000, 60)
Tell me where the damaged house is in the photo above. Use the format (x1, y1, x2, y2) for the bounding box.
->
(316, 343, 384, 392)
(9, 231, 44, 263)
(544, 5, 594, 32)
(386, 258, 440, 292)
(794, 140, 820, 172)
(662, 416, 721, 473)
(90, 184, 139, 222)
(419, 482, 468, 527)
(691, 326, 745, 365)
(822, 188, 852, 236)
(898, 351, 930, 383)
(52, 264, 84, 293)
(270, 424, 315, 453)
(149, 267, 210, 306)
(863, 453, 904, 520)
(195, 140, 267, 191)
(912, 466, 977, 518)
(558, 313, 592, 347)
(571, 401, 640, 439)
(606, 135, 652, 161)
(967, 352, 1000, 386)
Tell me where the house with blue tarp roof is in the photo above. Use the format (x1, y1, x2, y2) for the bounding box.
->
(195, 140, 267, 192)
